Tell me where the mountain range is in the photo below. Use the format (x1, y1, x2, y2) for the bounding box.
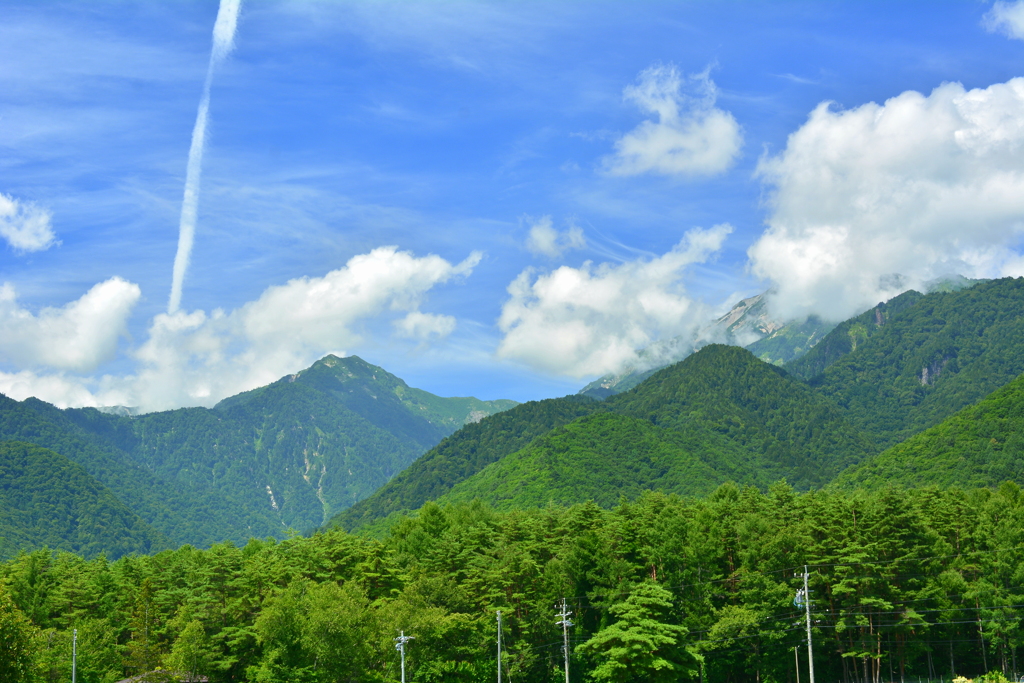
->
(333, 276, 1024, 531)
(5, 276, 1024, 557)
(0, 355, 513, 557)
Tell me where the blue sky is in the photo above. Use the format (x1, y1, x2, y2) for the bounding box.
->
(2, 0, 1024, 410)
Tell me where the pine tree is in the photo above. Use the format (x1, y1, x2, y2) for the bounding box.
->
(577, 581, 700, 683)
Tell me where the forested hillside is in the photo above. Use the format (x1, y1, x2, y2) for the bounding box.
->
(333, 394, 601, 530)
(338, 345, 875, 527)
(4, 486, 1023, 683)
(439, 412, 754, 507)
(0, 441, 166, 559)
(836, 371, 1024, 490)
(0, 355, 515, 554)
(784, 290, 924, 381)
(335, 278, 1024, 531)
(0, 393, 264, 553)
(798, 277, 1024, 447)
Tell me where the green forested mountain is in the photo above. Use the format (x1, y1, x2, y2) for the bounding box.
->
(5, 486, 1023, 683)
(439, 413, 752, 508)
(0, 393, 258, 551)
(0, 440, 165, 560)
(0, 441, 166, 559)
(835, 371, 1024, 490)
(795, 277, 1024, 447)
(0, 355, 514, 551)
(337, 345, 875, 527)
(607, 344, 875, 486)
(338, 280, 1024, 528)
(333, 394, 601, 530)
(782, 290, 924, 380)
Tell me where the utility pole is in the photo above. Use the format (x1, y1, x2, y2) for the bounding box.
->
(556, 598, 573, 683)
(803, 566, 815, 683)
(395, 631, 414, 683)
(72, 628, 77, 683)
(497, 610, 503, 683)
(795, 645, 800, 683)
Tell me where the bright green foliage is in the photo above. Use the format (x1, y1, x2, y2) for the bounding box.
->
(165, 620, 215, 682)
(4, 486, 1023, 682)
(342, 345, 876, 528)
(836, 372, 1024, 490)
(332, 394, 601, 530)
(785, 289, 924, 380)
(0, 583, 36, 683)
(0, 441, 165, 558)
(439, 413, 747, 508)
(577, 581, 699, 683)
(607, 344, 875, 488)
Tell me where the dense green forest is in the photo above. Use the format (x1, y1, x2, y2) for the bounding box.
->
(7, 278, 1024, 683)
(803, 278, 1024, 448)
(0, 356, 514, 557)
(335, 343, 877, 529)
(334, 395, 602, 530)
(837, 372, 1024, 490)
(4, 485, 1024, 683)
(0, 441, 165, 559)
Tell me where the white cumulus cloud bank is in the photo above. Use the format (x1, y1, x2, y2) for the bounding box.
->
(0, 278, 140, 373)
(525, 215, 585, 258)
(0, 193, 58, 252)
(0, 247, 479, 411)
(984, 1, 1024, 40)
(603, 64, 742, 178)
(749, 77, 1024, 322)
(497, 224, 732, 377)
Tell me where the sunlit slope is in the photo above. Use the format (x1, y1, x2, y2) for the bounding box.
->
(784, 290, 925, 381)
(330, 394, 602, 530)
(438, 413, 753, 509)
(607, 345, 876, 486)
(795, 277, 1024, 448)
(835, 372, 1024, 490)
(0, 440, 167, 559)
(0, 393, 265, 548)
(64, 355, 516, 536)
(338, 345, 876, 526)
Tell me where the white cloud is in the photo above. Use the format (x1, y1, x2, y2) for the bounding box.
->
(749, 78, 1024, 322)
(525, 215, 585, 258)
(603, 64, 742, 178)
(0, 277, 140, 373)
(0, 370, 113, 410)
(0, 247, 480, 412)
(984, 1, 1024, 40)
(131, 246, 481, 411)
(394, 311, 457, 340)
(0, 193, 58, 252)
(497, 224, 732, 377)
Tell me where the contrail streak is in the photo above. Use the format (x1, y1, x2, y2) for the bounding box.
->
(168, 0, 242, 314)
